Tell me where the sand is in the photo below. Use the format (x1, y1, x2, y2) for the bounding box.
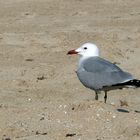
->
(0, 0, 140, 139)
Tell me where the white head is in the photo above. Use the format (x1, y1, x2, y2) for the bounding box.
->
(67, 43, 99, 58)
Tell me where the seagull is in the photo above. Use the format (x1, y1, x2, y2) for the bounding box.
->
(67, 43, 140, 103)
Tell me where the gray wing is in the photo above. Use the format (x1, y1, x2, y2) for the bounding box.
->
(77, 57, 133, 90)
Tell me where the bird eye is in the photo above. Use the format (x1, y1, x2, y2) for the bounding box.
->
(84, 47, 87, 50)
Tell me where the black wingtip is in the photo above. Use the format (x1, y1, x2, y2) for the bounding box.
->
(112, 79, 140, 88)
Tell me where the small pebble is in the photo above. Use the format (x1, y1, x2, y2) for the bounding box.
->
(65, 133, 76, 137)
(40, 117, 45, 120)
(110, 102, 115, 105)
(96, 114, 100, 117)
(112, 115, 116, 118)
(37, 76, 46, 80)
(25, 58, 34, 61)
(72, 107, 75, 110)
(64, 111, 67, 114)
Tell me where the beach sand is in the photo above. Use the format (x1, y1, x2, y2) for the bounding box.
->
(0, 0, 140, 139)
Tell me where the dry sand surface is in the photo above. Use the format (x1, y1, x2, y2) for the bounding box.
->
(0, 0, 140, 139)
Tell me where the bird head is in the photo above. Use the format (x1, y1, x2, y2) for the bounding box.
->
(67, 43, 99, 57)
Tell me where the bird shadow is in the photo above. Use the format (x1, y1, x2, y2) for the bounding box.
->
(117, 108, 140, 113)
(117, 108, 130, 113)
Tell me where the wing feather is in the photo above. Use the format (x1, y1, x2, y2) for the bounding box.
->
(77, 57, 133, 90)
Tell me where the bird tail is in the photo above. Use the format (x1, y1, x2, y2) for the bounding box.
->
(112, 79, 140, 88)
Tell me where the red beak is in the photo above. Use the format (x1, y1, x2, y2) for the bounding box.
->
(67, 49, 78, 55)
